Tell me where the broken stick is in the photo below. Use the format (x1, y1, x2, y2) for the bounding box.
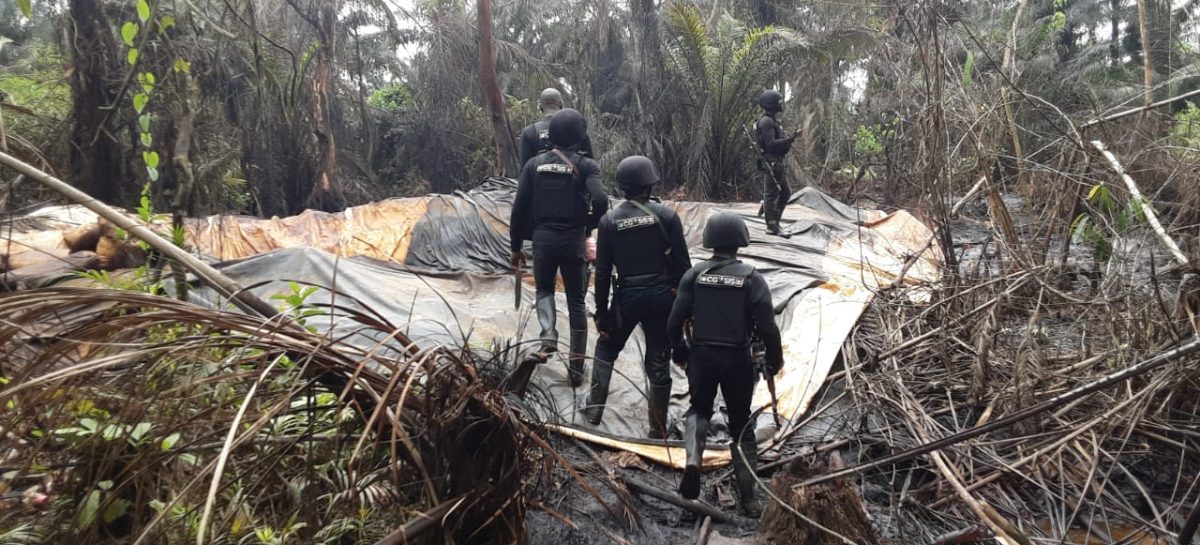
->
(1090, 140, 1189, 267)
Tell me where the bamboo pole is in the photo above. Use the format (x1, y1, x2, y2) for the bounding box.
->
(1089, 140, 1189, 266)
(0, 150, 285, 321)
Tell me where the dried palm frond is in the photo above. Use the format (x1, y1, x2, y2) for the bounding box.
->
(0, 287, 606, 544)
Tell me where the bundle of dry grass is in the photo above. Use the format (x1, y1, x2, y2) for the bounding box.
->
(0, 287, 587, 544)
(834, 274, 1200, 544)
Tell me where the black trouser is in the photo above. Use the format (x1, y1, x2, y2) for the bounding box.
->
(685, 345, 756, 444)
(757, 160, 790, 224)
(595, 284, 674, 387)
(532, 226, 588, 337)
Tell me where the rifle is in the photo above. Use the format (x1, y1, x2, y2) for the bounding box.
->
(751, 335, 781, 428)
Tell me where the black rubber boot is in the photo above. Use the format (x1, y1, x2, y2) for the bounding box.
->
(535, 295, 558, 352)
(766, 220, 790, 238)
(678, 413, 708, 500)
(568, 329, 587, 387)
(732, 440, 763, 517)
(580, 358, 614, 424)
(647, 382, 672, 439)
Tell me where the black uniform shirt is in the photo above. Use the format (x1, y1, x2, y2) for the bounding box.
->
(519, 114, 595, 167)
(667, 258, 783, 369)
(593, 199, 692, 312)
(510, 149, 607, 252)
(756, 113, 794, 159)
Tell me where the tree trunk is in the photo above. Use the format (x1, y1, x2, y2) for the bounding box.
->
(1002, 0, 1029, 187)
(1110, 0, 1121, 66)
(477, 0, 519, 177)
(66, 0, 126, 204)
(305, 2, 347, 213)
(1137, 0, 1153, 107)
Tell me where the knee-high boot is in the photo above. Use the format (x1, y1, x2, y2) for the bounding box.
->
(535, 294, 558, 352)
(568, 329, 587, 387)
(679, 413, 708, 500)
(732, 440, 763, 517)
(580, 357, 614, 424)
(647, 382, 672, 439)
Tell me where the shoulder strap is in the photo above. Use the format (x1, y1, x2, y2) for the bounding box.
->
(626, 200, 672, 256)
(549, 149, 580, 178)
(692, 258, 739, 289)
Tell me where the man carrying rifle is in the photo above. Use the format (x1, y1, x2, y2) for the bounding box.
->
(582, 156, 691, 438)
(667, 212, 783, 517)
(755, 89, 801, 237)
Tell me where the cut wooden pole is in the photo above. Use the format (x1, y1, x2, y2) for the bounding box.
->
(1090, 140, 1190, 266)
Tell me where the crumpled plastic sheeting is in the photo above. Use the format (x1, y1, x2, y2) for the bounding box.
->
(179, 184, 939, 468)
(2, 182, 940, 468)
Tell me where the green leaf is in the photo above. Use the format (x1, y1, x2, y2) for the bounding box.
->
(133, 93, 148, 113)
(161, 432, 180, 451)
(147, 167, 159, 182)
(141, 133, 153, 146)
(17, 0, 31, 19)
(97, 480, 113, 491)
(962, 50, 974, 89)
(122, 22, 138, 47)
(80, 417, 99, 432)
(159, 15, 175, 32)
(137, 0, 151, 22)
(78, 490, 101, 528)
(143, 151, 160, 169)
(138, 114, 151, 133)
(173, 58, 191, 74)
(103, 498, 130, 524)
(137, 72, 155, 94)
(130, 422, 152, 442)
(127, 47, 139, 66)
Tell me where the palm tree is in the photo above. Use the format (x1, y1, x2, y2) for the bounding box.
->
(662, 2, 806, 198)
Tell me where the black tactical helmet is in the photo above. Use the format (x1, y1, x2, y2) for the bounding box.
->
(616, 156, 659, 193)
(703, 212, 750, 249)
(758, 89, 784, 112)
(549, 108, 587, 147)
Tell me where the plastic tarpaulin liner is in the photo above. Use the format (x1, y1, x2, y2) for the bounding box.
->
(2, 184, 939, 468)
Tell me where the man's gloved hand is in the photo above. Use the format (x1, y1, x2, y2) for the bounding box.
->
(765, 360, 783, 377)
(510, 250, 525, 270)
(595, 308, 616, 337)
(672, 345, 690, 368)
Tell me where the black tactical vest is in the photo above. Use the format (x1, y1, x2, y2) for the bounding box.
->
(533, 119, 552, 154)
(757, 114, 785, 159)
(611, 202, 670, 284)
(691, 261, 755, 347)
(532, 152, 585, 225)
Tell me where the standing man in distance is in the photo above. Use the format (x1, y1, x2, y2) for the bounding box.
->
(519, 88, 594, 167)
(755, 89, 801, 237)
(510, 109, 608, 386)
(667, 212, 783, 517)
(582, 156, 691, 438)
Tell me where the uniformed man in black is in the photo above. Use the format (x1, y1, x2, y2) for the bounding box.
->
(668, 212, 783, 517)
(755, 90, 801, 237)
(519, 88, 594, 167)
(582, 156, 692, 438)
(510, 108, 608, 386)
